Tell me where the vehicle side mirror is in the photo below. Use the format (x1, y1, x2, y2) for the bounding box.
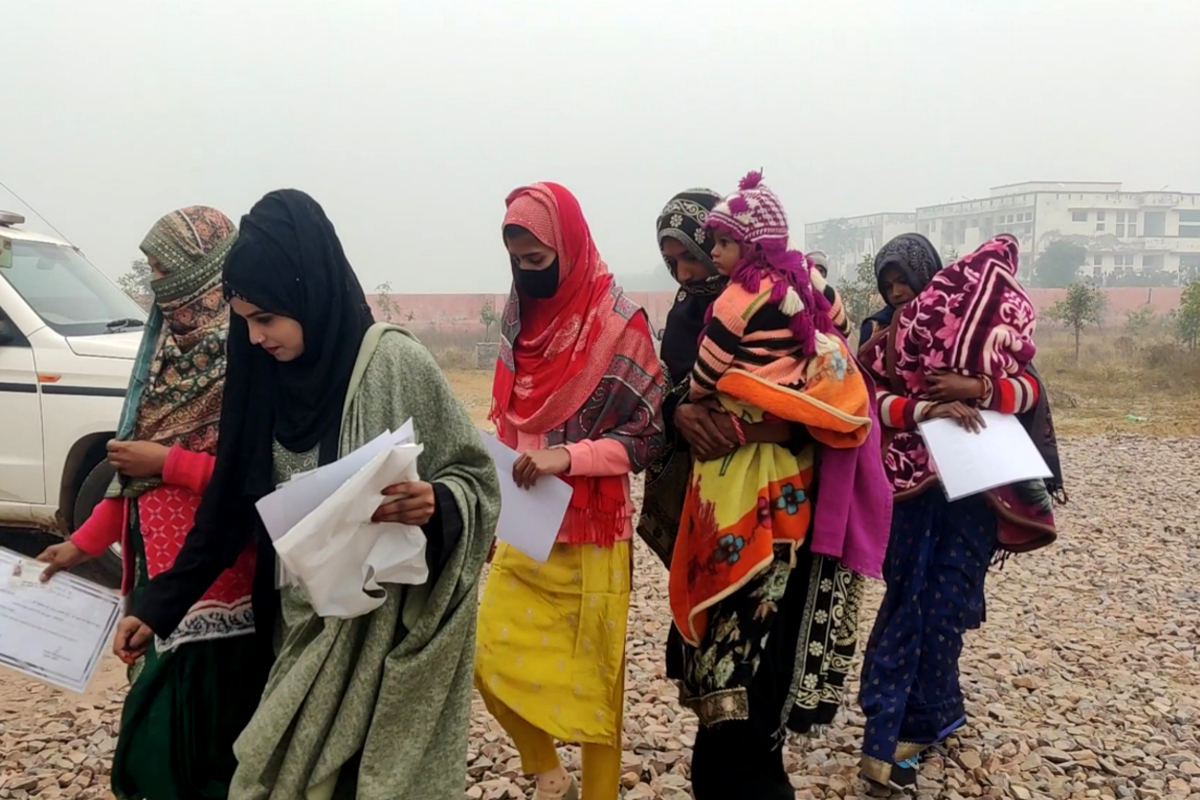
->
(0, 317, 19, 346)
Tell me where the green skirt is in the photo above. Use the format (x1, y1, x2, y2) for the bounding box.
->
(112, 634, 265, 800)
(111, 506, 267, 800)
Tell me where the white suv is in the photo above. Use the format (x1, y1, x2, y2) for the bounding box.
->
(0, 211, 142, 580)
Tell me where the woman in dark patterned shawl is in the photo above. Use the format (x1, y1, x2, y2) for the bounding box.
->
(638, 189, 869, 800)
(38, 207, 264, 800)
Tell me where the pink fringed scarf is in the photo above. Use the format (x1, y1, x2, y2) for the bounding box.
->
(492, 183, 667, 546)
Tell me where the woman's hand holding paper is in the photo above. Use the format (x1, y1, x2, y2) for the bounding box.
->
(374, 481, 437, 526)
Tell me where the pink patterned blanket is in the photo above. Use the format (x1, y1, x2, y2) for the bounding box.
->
(864, 235, 1056, 552)
(892, 234, 1036, 397)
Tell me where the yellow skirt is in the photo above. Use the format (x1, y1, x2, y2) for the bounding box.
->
(475, 540, 631, 747)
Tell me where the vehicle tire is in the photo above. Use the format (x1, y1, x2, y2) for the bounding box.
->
(73, 460, 123, 587)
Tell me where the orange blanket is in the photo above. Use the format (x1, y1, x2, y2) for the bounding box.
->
(670, 335, 871, 646)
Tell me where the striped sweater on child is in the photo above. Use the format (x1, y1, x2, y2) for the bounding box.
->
(690, 277, 810, 402)
(876, 371, 1041, 429)
(811, 268, 851, 338)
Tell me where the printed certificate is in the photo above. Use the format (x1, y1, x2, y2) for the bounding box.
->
(0, 548, 120, 693)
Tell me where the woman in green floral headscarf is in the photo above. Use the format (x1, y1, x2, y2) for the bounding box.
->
(38, 206, 266, 800)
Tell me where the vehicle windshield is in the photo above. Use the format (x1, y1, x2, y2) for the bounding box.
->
(0, 238, 145, 337)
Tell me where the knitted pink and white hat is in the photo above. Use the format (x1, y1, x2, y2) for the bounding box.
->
(704, 170, 789, 245)
(704, 170, 836, 354)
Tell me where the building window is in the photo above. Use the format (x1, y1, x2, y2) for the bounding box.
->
(1071, 210, 1088, 222)
(1180, 211, 1200, 223)
(1115, 212, 1136, 236)
(1115, 255, 1135, 267)
(1096, 210, 1106, 232)
(1141, 212, 1165, 237)
(1181, 225, 1200, 238)
(1093, 255, 1103, 266)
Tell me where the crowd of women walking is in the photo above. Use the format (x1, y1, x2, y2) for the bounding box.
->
(35, 170, 1062, 799)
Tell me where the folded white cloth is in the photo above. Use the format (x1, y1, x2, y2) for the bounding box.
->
(273, 443, 429, 618)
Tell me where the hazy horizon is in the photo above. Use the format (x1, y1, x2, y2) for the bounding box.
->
(4, 0, 1198, 292)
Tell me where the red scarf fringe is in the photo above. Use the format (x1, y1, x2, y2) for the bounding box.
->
(561, 475, 626, 547)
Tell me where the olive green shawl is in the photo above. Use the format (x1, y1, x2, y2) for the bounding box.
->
(229, 325, 500, 800)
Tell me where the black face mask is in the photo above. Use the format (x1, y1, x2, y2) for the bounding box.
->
(516, 258, 560, 299)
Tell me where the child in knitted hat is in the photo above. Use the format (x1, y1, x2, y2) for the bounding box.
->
(689, 170, 835, 403)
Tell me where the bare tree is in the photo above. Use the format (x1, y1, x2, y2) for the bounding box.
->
(118, 258, 153, 310)
(1047, 282, 1107, 361)
(479, 298, 499, 342)
(808, 218, 856, 278)
(374, 281, 401, 323)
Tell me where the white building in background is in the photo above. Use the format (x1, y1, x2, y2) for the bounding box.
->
(915, 182, 1200, 283)
(803, 212, 916, 279)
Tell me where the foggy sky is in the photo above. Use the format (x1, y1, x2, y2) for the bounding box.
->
(5, 0, 1198, 293)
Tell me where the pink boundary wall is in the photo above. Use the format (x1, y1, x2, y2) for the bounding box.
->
(370, 288, 1183, 336)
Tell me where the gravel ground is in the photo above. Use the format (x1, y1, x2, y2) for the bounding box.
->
(2, 435, 1198, 800)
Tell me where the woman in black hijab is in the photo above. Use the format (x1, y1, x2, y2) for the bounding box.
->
(857, 233, 943, 346)
(636, 189, 734, 563)
(113, 190, 500, 800)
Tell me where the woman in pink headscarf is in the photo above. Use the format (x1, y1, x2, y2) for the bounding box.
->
(475, 182, 667, 800)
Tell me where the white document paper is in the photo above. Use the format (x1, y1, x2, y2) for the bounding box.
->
(273, 444, 429, 619)
(0, 549, 120, 693)
(918, 410, 1051, 501)
(257, 421, 415, 542)
(479, 432, 573, 563)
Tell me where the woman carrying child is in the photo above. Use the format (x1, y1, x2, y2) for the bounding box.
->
(667, 172, 888, 799)
(856, 233, 1062, 792)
